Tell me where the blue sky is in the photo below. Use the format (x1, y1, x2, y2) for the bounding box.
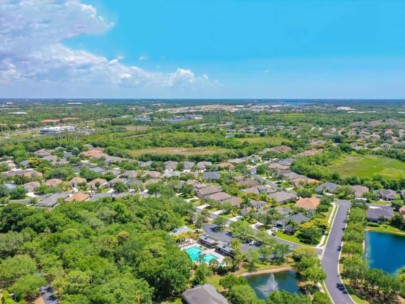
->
(2, 0, 405, 98)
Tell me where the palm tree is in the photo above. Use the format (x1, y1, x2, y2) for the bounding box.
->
(222, 256, 233, 269)
(209, 259, 220, 273)
(197, 253, 206, 264)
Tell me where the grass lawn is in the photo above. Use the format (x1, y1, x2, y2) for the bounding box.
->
(206, 275, 226, 292)
(235, 136, 290, 145)
(366, 225, 405, 236)
(127, 147, 231, 157)
(370, 200, 389, 206)
(276, 231, 305, 245)
(329, 154, 405, 179)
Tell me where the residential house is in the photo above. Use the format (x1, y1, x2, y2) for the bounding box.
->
(66, 192, 90, 203)
(142, 171, 161, 179)
(196, 161, 212, 172)
(236, 178, 260, 189)
(366, 206, 395, 222)
(88, 178, 107, 189)
(37, 192, 70, 207)
(183, 161, 195, 172)
(120, 170, 138, 179)
(223, 196, 242, 208)
(89, 166, 105, 174)
(378, 189, 397, 201)
(164, 161, 178, 171)
(45, 179, 63, 187)
(218, 162, 235, 170)
(196, 186, 222, 198)
(23, 181, 40, 193)
(268, 191, 297, 204)
(203, 171, 221, 181)
(81, 148, 105, 159)
(206, 192, 232, 203)
(295, 197, 321, 210)
(276, 213, 309, 232)
(243, 185, 275, 196)
(352, 185, 369, 198)
(183, 284, 228, 304)
(88, 192, 111, 202)
(34, 149, 52, 158)
(69, 177, 87, 188)
(316, 182, 339, 194)
(2, 169, 43, 179)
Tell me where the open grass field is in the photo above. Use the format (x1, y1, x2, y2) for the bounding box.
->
(329, 154, 405, 179)
(128, 147, 231, 157)
(235, 136, 289, 145)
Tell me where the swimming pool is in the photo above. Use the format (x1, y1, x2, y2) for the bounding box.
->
(185, 246, 218, 263)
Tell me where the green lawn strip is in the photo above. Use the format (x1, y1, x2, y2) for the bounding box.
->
(275, 231, 308, 245)
(366, 225, 405, 236)
(318, 203, 339, 247)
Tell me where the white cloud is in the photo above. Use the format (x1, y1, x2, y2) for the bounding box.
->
(138, 55, 149, 62)
(0, 0, 215, 90)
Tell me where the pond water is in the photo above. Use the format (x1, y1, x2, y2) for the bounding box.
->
(246, 270, 301, 299)
(365, 231, 405, 274)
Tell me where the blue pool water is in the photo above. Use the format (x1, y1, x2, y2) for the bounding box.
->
(185, 246, 218, 263)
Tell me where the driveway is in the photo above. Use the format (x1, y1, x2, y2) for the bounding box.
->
(321, 200, 354, 304)
(40, 285, 58, 304)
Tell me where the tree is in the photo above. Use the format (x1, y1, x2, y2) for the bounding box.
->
(193, 264, 212, 285)
(256, 164, 267, 175)
(219, 274, 248, 290)
(209, 259, 220, 273)
(227, 284, 260, 304)
(9, 186, 27, 200)
(90, 274, 153, 304)
(0, 184, 9, 198)
(246, 249, 260, 272)
(113, 182, 129, 193)
(64, 270, 91, 294)
(231, 220, 254, 242)
(213, 216, 227, 231)
(267, 291, 311, 304)
(312, 291, 332, 304)
(298, 225, 322, 245)
(179, 183, 194, 198)
(10, 274, 46, 301)
(303, 264, 326, 286)
(0, 255, 37, 282)
(272, 243, 290, 263)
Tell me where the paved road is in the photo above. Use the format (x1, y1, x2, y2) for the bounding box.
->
(40, 285, 58, 304)
(321, 200, 354, 304)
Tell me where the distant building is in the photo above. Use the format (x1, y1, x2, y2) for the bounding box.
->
(40, 126, 75, 134)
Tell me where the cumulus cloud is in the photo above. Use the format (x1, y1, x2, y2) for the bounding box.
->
(0, 0, 214, 89)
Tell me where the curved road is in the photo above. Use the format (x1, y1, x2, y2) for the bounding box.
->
(321, 200, 354, 304)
